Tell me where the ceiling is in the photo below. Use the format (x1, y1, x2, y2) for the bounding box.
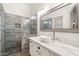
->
(27, 3, 54, 16)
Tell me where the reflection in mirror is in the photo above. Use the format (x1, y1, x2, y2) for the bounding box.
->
(54, 16, 63, 29)
(70, 4, 78, 29)
(40, 18, 52, 30)
(40, 3, 78, 32)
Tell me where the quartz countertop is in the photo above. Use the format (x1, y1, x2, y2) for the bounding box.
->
(29, 36, 79, 56)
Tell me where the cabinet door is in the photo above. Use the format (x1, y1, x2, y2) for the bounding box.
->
(30, 40, 39, 56)
(30, 40, 35, 56)
(38, 45, 50, 56)
(30, 45, 38, 56)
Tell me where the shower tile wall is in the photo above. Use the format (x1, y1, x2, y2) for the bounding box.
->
(30, 19, 37, 34)
(0, 4, 5, 55)
(5, 13, 22, 52)
(4, 13, 31, 55)
(21, 18, 30, 53)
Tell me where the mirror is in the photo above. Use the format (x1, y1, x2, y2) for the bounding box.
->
(40, 3, 79, 32)
(53, 16, 63, 29)
(40, 18, 52, 30)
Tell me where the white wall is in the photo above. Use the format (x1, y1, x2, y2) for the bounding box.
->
(37, 3, 79, 48)
(2, 3, 31, 18)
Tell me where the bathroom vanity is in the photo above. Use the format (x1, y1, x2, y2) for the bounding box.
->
(29, 36, 79, 56)
(34, 3, 79, 56)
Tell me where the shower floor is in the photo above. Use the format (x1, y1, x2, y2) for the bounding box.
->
(4, 48, 30, 56)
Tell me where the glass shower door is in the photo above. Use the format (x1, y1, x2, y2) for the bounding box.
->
(4, 14, 22, 56)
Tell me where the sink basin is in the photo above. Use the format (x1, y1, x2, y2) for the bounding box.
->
(39, 37, 52, 43)
(39, 37, 48, 42)
(40, 39, 48, 43)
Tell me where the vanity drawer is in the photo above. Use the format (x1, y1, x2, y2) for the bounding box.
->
(37, 44, 50, 56)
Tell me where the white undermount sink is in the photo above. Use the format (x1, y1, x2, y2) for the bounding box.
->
(40, 38, 49, 43)
(39, 36, 53, 43)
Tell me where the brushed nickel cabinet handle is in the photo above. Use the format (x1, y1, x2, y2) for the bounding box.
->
(38, 47, 40, 49)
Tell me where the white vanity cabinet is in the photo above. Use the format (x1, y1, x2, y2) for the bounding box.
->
(38, 44, 50, 56)
(29, 39, 61, 56)
(29, 40, 50, 56)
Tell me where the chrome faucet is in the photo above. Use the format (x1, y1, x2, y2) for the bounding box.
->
(51, 31, 55, 42)
(53, 31, 55, 42)
(52, 32, 61, 42)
